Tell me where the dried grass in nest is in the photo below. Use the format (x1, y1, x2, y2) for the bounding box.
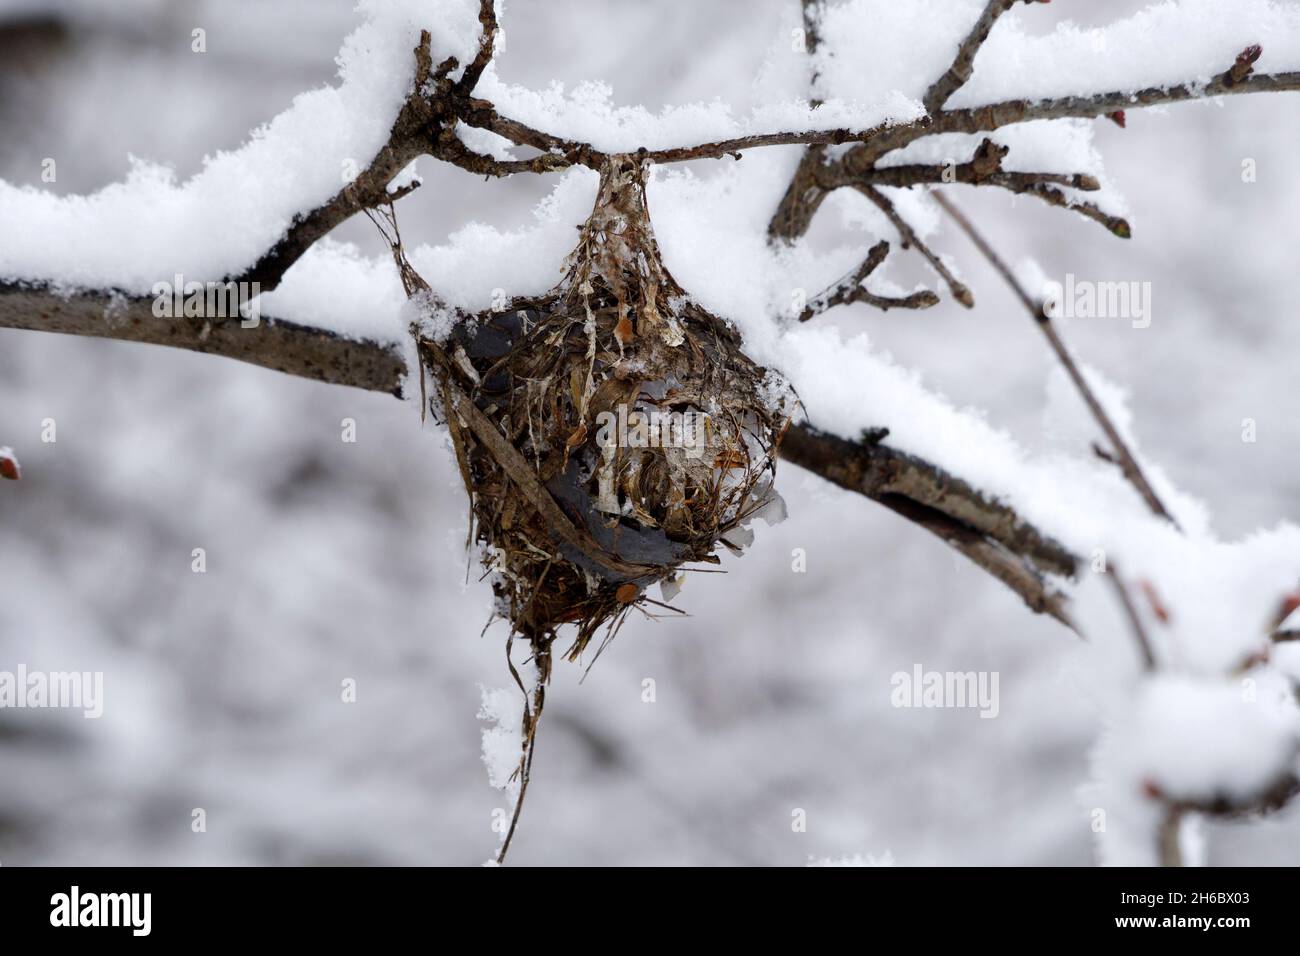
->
(423, 156, 787, 654)
(373, 155, 792, 859)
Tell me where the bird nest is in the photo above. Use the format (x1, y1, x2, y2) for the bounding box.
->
(393, 155, 791, 665)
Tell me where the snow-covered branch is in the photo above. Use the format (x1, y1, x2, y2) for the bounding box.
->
(0, 281, 407, 395)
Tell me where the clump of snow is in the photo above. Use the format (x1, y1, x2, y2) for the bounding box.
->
(1129, 674, 1298, 804)
(1084, 667, 1299, 865)
(478, 683, 524, 801)
(262, 239, 406, 343)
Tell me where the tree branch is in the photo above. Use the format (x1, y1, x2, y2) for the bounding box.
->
(923, 0, 1044, 116)
(22, 23, 1289, 642)
(0, 282, 407, 396)
(455, 0, 498, 96)
(835, 139, 1132, 238)
(798, 239, 939, 319)
(931, 192, 1179, 527)
(779, 424, 1077, 625)
(854, 184, 974, 306)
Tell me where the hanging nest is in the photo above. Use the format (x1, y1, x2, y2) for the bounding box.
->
(394, 156, 791, 662)
(370, 154, 792, 859)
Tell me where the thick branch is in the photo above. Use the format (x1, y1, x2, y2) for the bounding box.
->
(0, 282, 407, 396)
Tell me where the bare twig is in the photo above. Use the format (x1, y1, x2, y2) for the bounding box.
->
(1106, 565, 1158, 671)
(931, 192, 1179, 527)
(878, 492, 1075, 629)
(851, 139, 1130, 238)
(455, 0, 498, 96)
(924, 0, 1044, 116)
(855, 185, 973, 306)
(768, 0, 831, 241)
(799, 240, 939, 319)
(996, 181, 1131, 238)
(835, 48, 1300, 170)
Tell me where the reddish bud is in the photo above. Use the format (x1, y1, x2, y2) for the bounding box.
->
(1227, 45, 1263, 85)
(1107, 110, 1126, 128)
(1138, 579, 1171, 625)
(0, 447, 19, 481)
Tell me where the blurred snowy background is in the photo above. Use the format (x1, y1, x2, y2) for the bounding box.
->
(1, 0, 1298, 865)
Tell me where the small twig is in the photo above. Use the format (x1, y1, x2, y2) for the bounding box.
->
(496, 632, 543, 865)
(932, 192, 1179, 527)
(767, 0, 831, 241)
(852, 139, 1128, 238)
(799, 240, 939, 320)
(1107, 564, 1157, 672)
(455, 0, 498, 96)
(856, 185, 973, 307)
(924, 0, 1045, 115)
(1009, 182, 1131, 238)
(862, 162, 1099, 193)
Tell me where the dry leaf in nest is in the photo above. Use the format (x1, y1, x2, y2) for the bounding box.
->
(415, 155, 792, 659)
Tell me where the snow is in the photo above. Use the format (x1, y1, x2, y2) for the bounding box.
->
(477, 683, 524, 801)
(6, 0, 1300, 864)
